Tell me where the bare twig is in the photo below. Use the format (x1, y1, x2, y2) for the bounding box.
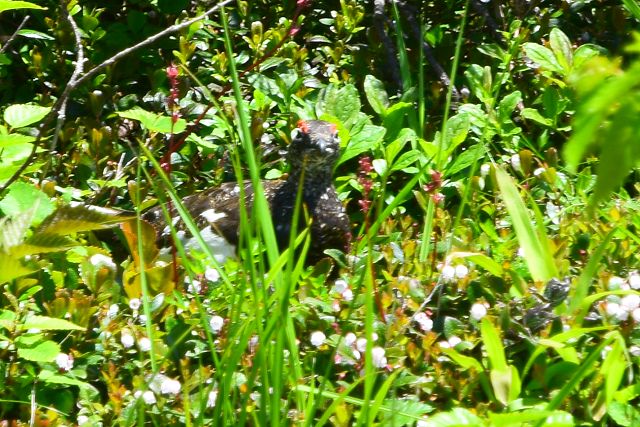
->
(73, 0, 235, 88)
(0, 15, 30, 54)
(372, 0, 402, 93)
(396, 0, 461, 102)
(0, 0, 235, 196)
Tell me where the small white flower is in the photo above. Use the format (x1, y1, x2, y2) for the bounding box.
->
(356, 338, 367, 352)
(605, 302, 621, 317)
(186, 278, 202, 294)
(138, 315, 147, 325)
(517, 247, 526, 258)
(342, 289, 354, 302)
(470, 303, 488, 321)
(333, 279, 348, 294)
(608, 276, 626, 290)
(629, 272, 640, 290)
(454, 265, 469, 279)
(55, 353, 74, 371)
(77, 415, 89, 425)
(546, 202, 560, 225)
(205, 267, 220, 282)
(210, 315, 224, 333)
(352, 349, 361, 360)
(510, 154, 521, 172)
(414, 312, 433, 332)
(633, 308, 640, 323)
(310, 331, 326, 347)
(138, 337, 151, 352)
(160, 378, 181, 396)
(129, 298, 141, 311)
(441, 265, 456, 282)
(629, 345, 640, 357)
(621, 294, 640, 311)
(416, 419, 429, 427)
(107, 304, 119, 319)
(371, 332, 379, 342)
(448, 336, 462, 347)
(371, 346, 387, 368)
(121, 332, 135, 349)
(332, 300, 341, 312)
(207, 389, 218, 408)
(344, 332, 357, 346)
(134, 390, 157, 405)
(90, 254, 116, 272)
(533, 167, 545, 177)
(480, 163, 491, 177)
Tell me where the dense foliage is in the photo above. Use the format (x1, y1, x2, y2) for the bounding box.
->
(2, 0, 640, 425)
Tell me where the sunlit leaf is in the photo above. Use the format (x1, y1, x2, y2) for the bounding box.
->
(3, 104, 51, 128)
(116, 107, 186, 133)
(21, 315, 85, 331)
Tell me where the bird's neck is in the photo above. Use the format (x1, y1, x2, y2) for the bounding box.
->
(286, 168, 333, 202)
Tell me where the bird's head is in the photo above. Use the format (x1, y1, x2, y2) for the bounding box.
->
(288, 120, 341, 175)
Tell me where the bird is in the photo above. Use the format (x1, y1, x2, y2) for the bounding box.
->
(142, 119, 351, 266)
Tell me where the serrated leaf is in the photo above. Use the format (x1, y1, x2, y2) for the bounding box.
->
(21, 315, 85, 331)
(443, 113, 470, 155)
(363, 75, 389, 116)
(3, 104, 51, 128)
(523, 43, 564, 74)
(35, 204, 135, 235)
(17, 339, 60, 362)
(10, 234, 79, 257)
(0, 208, 34, 249)
(0, 253, 36, 285)
(117, 107, 186, 133)
(420, 408, 482, 427)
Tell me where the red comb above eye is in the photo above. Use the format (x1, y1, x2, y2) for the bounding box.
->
(297, 120, 310, 133)
(329, 123, 337, 133)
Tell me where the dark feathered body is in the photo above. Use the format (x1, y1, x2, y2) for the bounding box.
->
(143, 120, 351, 265)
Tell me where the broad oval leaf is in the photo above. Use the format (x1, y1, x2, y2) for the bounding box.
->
(0, 0, 46, 13)
(17, 339, 60, 362)
(117, 107, 186, 133)
(363, 75, 389, 116)
(523, 43, 564, 74)
(3, 104, 51, 128)
(21, 315, 86, 331)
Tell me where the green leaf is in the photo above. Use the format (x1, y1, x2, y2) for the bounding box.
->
(0, 252, 36, 284)
(495, 167, 558, 282)
(549, 28, 573, 73)
(35, 204, 134, 235)
(590, 106, 640, 209)
(622, 0, 640, 21)
(16, 339, 60, 362)
(317, 84, 361, 128)
(481, 318, 507, 371)
(601, 339, 625, 404)
(3, 104, 51, 128)
(443, 113, 470, 155)
(490, 410, 573, 426)
(498, 91, 522, 123)
(608, 401, 640, 427)
(446, 144, 484, 176)
(523, 43, 564, 74)
(521, 108, 552, 127)
(448, 251, 503, 276)
(0, 133, 36, 146)
(39, 370, 92, 389)
(21, 315, 85, 331)
(420, 408, 483, 427)
(0, 182, 54, 224)
(0, 0, 46, 13)
(363, 74, 389, 116)
(116, 107, 186, 133)
(338, 124, 385, 165)
(390, 151, 420, 173)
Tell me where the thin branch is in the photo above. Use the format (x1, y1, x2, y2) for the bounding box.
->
(0, 0, 236, 196)
(73, 0, 235, 88)
(0, 15, 30, 54)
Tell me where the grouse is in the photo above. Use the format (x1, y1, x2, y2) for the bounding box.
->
(143, 119, 351, 266)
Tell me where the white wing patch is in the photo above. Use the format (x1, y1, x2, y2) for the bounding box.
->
(181, 226, 236, 264)
(200, 209, 226, 223)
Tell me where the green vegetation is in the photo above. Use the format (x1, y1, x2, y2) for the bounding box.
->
(2, 0, 640, 425)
